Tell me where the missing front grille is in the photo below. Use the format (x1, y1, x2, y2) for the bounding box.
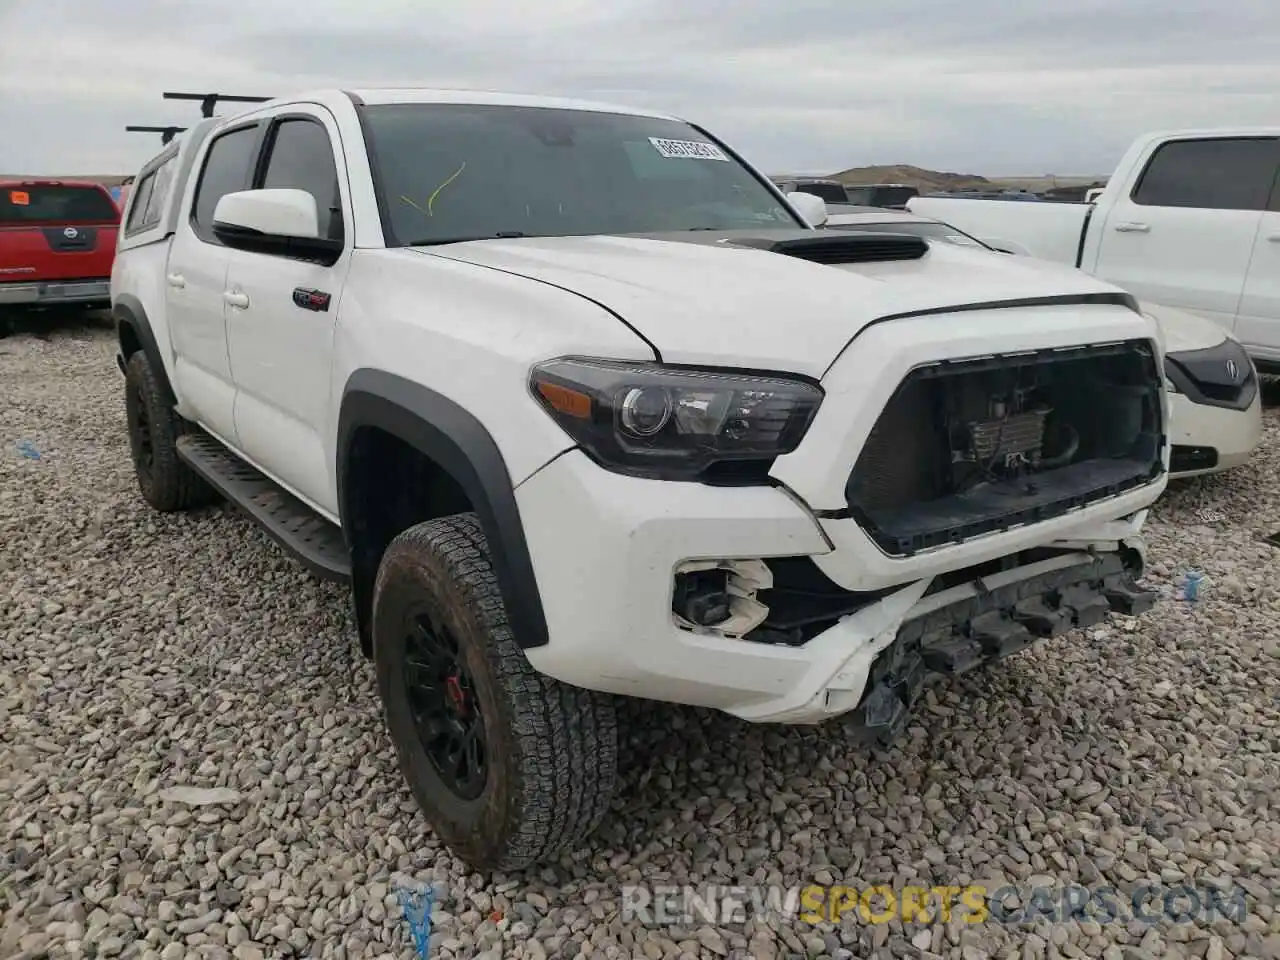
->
(846, 341, 1165, 555)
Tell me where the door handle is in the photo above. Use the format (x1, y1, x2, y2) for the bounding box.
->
(1114, 222, 1150, 233)
(1267, 233, 1280, 242)
(223, 291, 250, 309)
(166, 273, 186, 289)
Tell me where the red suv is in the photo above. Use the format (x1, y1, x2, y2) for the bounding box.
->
(0, 180, 120, 312)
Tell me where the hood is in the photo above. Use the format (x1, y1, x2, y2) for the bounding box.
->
(416, 231, 1134, 378)
(1138, 301, 1230, 353)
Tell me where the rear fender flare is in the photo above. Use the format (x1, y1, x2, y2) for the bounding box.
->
(113, 295, 176, 406)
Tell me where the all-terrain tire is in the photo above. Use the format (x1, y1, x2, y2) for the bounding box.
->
(123, 351, 217, 512)
(372, 513, 619, 871)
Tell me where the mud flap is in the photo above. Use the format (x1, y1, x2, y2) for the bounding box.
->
(847, 553, 1156, 747)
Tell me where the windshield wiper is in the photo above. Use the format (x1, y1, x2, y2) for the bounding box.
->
(407, 231, 528, 247)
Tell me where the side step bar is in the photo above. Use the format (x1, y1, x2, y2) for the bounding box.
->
(176, 433, 351, 582)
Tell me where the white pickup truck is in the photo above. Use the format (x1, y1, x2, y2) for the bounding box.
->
(909, 129, 1280, 370)
(112, 87, 1166, 871)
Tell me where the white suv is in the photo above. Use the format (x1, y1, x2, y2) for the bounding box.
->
(111, 88, 1168, 871)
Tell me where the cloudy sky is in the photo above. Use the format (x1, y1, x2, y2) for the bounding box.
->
(1, 0, 1277, 178)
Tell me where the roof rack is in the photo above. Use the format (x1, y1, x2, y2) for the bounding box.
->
(162, 91, 273, 118)
(125, 124, 188, 145)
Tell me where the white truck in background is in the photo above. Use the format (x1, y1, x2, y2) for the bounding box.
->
(909, 129, 1280, 371)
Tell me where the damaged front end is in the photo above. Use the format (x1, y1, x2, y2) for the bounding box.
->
(672, 540, 1157, 733)
(668, 321, 1165, 735)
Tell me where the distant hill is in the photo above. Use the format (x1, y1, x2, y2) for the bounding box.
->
(829, 164, 991, 191)
(827, 164, 1106, 195)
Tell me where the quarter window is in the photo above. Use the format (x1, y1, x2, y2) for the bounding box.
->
(125, 173, 156, 233)
(143, 157, 176, 228)
(125, 156, 177, 235)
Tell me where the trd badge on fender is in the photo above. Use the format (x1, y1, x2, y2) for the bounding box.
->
(293, 288, 332, 312)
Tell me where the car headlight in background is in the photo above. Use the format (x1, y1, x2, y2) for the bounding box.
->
(1163, 337, 1256, 403)
(530, 358, 824, 481)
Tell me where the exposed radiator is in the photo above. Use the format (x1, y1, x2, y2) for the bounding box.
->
(968, 409, 1049, 464)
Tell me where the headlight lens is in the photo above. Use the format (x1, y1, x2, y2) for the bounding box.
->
(530, 358, 824, 481)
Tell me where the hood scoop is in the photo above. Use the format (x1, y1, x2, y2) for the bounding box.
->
(726, 230, 929, 265)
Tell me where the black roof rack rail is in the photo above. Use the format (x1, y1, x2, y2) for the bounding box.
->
(162, 92, 273, 118)
(125, 124, 188, 145)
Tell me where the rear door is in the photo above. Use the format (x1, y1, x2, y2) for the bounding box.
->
(0, 183, 120, 283)
(1093, 136, 1278, 328)
(165, 122, 263, 445)
(1234, 157, 1280, 359)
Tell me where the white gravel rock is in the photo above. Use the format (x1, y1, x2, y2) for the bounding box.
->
(2, 322, 1278, 959)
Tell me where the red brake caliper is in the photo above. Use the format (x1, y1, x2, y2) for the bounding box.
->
(445, 674, 467, 717)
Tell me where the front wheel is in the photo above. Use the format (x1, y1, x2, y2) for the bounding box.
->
(372, 513, 619, 871)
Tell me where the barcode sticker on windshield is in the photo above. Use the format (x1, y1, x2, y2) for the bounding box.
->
(649, 137, 730, 161)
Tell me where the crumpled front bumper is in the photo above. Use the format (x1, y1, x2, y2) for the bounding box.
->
(771, 545, 1154, 734)
(515, 448, 1155, 730)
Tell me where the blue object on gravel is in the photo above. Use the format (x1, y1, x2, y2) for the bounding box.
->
(396, 884, 435, 958)
(1180, 570, 1204, 601)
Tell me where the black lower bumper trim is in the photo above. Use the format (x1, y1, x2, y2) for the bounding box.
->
(1170, 445, 1218, 474)
(847, 554, 1156, 746)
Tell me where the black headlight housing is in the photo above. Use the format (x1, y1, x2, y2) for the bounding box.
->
(1163, 338, 1257, 411)
(530, 358, 824, 482)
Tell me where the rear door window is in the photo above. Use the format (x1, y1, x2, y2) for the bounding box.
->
(1132, 138, 1280, 211)
(191, 125, 261, 241)
(2, 185, 120, 224)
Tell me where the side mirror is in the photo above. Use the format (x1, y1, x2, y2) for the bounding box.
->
(212, 188, 342, 265)
(786, 191, 828, 228)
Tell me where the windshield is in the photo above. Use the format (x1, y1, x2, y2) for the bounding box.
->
(361, 103, 802, 245)
(1, 185, 120, 225)
(826, 219, 993, 250)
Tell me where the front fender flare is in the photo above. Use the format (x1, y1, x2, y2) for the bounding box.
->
(337, 369, 550, 650)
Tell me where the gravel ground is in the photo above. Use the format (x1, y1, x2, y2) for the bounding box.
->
(2, 319, 1279, 960)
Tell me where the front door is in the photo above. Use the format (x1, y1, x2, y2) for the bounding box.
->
(1093, 136, 1277, 329)
(224, 108, 353, 516)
